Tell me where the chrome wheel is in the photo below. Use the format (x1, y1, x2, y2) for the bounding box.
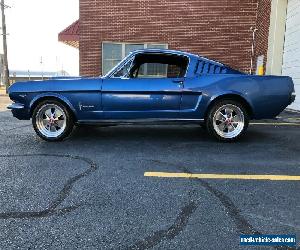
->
(35, 104, 67, 138)
(213, 104, 245, 139)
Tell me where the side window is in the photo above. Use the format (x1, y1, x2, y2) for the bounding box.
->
(134, 63, 167, 78)
(131, 54, 188, 79)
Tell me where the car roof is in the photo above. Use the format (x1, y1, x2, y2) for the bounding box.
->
(130, 48, 197, 58)
(130, 49, 224, 66)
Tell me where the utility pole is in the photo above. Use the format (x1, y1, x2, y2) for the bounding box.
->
(1, 0, 9, 93)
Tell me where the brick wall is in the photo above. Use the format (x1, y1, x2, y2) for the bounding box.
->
(79, 0, 272, 76)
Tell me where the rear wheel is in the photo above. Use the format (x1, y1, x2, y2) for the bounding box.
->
(206, 100, 249, 142)
(32, 100, 74, 141)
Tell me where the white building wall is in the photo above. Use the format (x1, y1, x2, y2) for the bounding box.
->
(282, 0, 300, 110)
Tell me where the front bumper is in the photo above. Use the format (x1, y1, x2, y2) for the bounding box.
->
(7, 103, 31, 120)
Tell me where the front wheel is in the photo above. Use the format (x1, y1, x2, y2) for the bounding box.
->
(32, 100, 74, 141)
(206, 100, 249, 142)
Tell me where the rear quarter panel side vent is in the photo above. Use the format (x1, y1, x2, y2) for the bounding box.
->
(195, 59, 243, 76)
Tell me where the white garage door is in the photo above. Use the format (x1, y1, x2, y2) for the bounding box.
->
(282, 0, 300, 110)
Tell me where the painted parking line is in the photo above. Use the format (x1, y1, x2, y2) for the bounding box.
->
(286, 117, 300, 120)
(144, 172, 300, 181)
(250, 122, 300, 126)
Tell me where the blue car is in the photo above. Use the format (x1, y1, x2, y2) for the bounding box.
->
(8, 49, 296, 142)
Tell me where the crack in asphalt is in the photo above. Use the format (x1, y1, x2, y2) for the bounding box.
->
(0, 154, 98, 220)
(145, 159, 297, 250)
(127, 201, 197, 250)
(186, 171, 259, 235)
(147, 159, 260, 235)
(126, 162, 201, 250)
(181, 167, 298, 250)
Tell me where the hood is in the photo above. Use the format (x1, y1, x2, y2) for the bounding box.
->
(8, 77, 103, 96)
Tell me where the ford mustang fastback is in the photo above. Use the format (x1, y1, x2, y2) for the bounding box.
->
(8, 49, 296, 142)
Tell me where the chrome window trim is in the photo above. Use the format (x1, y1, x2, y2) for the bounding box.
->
(104, 51, 191, 79)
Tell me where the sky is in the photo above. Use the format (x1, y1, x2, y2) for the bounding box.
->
(2, 0, 79, 76)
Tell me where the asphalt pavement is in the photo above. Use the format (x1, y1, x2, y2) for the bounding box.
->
(0, 96, 299, 250)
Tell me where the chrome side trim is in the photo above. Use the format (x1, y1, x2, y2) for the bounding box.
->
(7, 103, 25, 110)
(77, 118, 204, 125)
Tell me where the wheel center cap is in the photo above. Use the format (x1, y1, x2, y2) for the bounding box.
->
(225, 119, 232, 125)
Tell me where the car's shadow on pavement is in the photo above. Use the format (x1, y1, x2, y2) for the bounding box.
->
(69, 124, 272, 145)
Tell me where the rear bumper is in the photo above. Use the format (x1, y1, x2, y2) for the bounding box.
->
(7, 103, 31, 120)
(290, 92, 296, 104)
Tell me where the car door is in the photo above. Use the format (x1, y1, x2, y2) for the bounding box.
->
(102, 53, 186, 119)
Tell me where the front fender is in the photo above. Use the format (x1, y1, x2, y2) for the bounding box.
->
(29, 92, 77, 116)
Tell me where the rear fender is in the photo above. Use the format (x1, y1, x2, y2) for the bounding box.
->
(206, 91, 255, 118)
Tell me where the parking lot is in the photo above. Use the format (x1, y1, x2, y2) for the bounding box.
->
(0, 95, 299, 249)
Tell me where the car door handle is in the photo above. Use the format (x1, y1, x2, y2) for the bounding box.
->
(172, 80, 184, 86)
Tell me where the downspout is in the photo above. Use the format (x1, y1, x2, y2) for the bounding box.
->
(250, 0, 260, 74)
(250, 27, 258, 75)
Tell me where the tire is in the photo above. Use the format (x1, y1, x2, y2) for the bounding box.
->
(32, 100, 74, 141)
(205, 99, 249, 142)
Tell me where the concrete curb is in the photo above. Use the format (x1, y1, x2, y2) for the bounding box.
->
(286, 108, 300, 112)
